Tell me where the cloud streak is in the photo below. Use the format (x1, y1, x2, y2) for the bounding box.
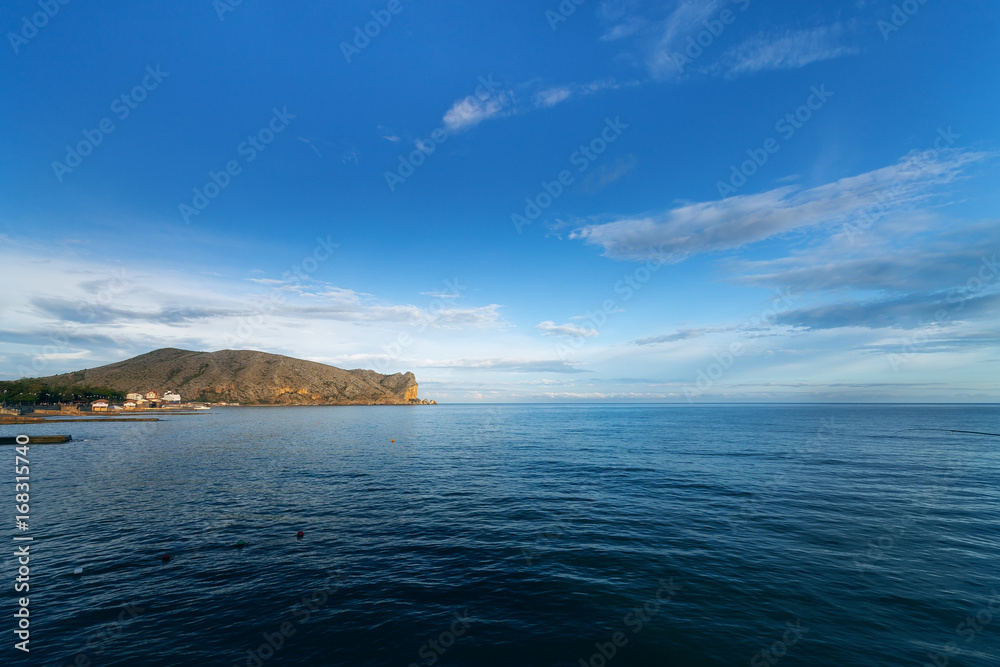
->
(570, 149, 985, 262)
(774, 289, 1000, 332)
(635, 327, 717, 345)
(417, 357, 591, 374)
(603, 2, 859, 81)
(721, 24, 859, 76)
(537, 321, 600, 338)
(441, 78, 628, 132)
(0, 242, 511, 378)
(443, 91, 513, 132)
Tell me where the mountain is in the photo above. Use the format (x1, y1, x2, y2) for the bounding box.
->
(28, 348, 423, 405)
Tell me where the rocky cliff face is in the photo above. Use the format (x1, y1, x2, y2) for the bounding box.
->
(33, 348, 421, 405)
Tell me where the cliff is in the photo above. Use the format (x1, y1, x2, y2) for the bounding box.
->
(27, 348, 421, 405)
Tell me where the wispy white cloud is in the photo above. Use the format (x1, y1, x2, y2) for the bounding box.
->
(601, 16, 646, 42)
(416, 357, 591, 374)
(442, 92, 513, 132)
(635, 327, 718, 345)
(534, 86, 573, 108)
(442, 78, 629, 132)
(532, 391, 673, 400)
(0, 242, 508, 377)
(419, 290, 460, 299)
(721, 24, 859, 76)
(377, 124, 400, 142)
(537, 321, 600, 338)
(571, 149, 986, 262)
(532, 79, 629, 110)
(730, 219, 1000, 295)
(645, 0, 723, 79)
(605, 2, 858, 80)
(583, 155, 638, 192)
(341, 147, 359, 164)
(297, 137, 322, 158)
(774, 289, 1000, 332)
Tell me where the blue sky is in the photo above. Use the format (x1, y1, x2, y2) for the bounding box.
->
(1, 0, 998, 402)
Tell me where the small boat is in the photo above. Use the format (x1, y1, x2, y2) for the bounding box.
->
(193, 405, 211, 410)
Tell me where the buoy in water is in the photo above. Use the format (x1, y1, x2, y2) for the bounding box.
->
(391, 439, 395, 443)
(73, 567, 83, 575)
(161, 553, 171, 562)
(296, 531, 304, 538)
(236, 540, 246, 548)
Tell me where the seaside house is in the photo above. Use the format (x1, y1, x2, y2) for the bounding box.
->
(163, 391, 181, 403)
(145, 391, 160, 401)
(123, 401, 137, 410)
(126, 392, 143, 402)
(91, 400, 110, 412)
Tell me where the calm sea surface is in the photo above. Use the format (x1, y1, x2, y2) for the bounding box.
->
(4, 404, 999, 666)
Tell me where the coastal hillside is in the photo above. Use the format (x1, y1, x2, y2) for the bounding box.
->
(24, 348, 421, 405)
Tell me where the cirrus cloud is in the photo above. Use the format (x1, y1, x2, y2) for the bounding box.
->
(570, 149, 986, 262)
(537, 321, 600, 338)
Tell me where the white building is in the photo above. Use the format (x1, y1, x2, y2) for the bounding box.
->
(126, 392, 143, 402)
(163, 391, 181, 403)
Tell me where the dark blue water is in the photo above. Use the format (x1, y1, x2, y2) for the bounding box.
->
(4, 404, 999, 666)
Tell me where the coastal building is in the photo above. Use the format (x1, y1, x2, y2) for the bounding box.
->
(126, 392, 143, 402)
(144, 391, 160, 401)
(91, 400, 109, 412)
(163, 391, 181, 403)
(124, 401, 137, 410)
